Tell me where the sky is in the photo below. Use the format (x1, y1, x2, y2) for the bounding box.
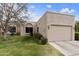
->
(27, 3, 79, 21)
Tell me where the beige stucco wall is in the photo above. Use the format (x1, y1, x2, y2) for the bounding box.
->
(37, 13, 47, 38)
(16, 25, 20, 34)
(46, 11, 74, 27)
(46, 11, 75, 41)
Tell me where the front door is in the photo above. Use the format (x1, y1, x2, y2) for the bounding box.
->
(26, 27, 33, 36)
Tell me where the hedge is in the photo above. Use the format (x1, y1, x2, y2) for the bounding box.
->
(75, 32, 79, 40)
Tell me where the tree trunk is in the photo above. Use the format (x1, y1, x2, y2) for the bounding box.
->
(0, 29, 2, 36)
(3, 32, 7, 40)
(3, 28, 8, 40)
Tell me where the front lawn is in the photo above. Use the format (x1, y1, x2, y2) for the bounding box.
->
(0, 36, 64, 56)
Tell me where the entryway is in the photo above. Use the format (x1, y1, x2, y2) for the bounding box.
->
(25, 27, 33, 36)
(25, 23, 33, 36)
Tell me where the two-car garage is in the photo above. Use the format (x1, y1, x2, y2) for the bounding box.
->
(48, 25, 72, 41)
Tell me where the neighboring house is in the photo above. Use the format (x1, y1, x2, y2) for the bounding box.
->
(1, 11, 75, 41)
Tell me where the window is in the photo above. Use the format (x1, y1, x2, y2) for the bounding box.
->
(8, 26, 16, 33)
(8, 26, 16, 35)
(37, 27, 39, 32)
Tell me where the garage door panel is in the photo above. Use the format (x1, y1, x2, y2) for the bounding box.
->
(48, 26, 71, 41)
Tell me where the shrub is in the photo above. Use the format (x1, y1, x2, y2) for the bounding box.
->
(33, 33, 42, 39)
(33, 33, 48, 45)
(16, 32, 20, 35)
(75, 32, 79, 40)
(40, 37, 48, 45)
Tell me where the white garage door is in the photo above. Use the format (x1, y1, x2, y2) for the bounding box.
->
(48, 25, 72, 41)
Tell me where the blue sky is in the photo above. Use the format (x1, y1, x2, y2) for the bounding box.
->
(27, 3, 79, 21)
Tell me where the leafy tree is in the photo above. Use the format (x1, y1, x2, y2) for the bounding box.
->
(75, 21, 79, 32)
(0, 3, 29, 39)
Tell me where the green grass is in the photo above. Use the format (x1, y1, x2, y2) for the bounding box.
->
(0, 36, 64, 56)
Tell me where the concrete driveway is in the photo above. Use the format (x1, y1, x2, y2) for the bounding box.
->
(49, 41, 79, 56)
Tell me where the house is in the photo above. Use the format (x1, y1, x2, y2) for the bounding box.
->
(36, 11, 75, 41)
(5, 11, 75, 41)
(6, 21, 36, 36)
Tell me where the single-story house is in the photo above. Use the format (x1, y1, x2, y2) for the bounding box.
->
(36, 11, 75, 41)
(2, 11, 75, 41)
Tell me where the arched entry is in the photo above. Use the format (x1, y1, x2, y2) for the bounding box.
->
(25, 23, 33, 36)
